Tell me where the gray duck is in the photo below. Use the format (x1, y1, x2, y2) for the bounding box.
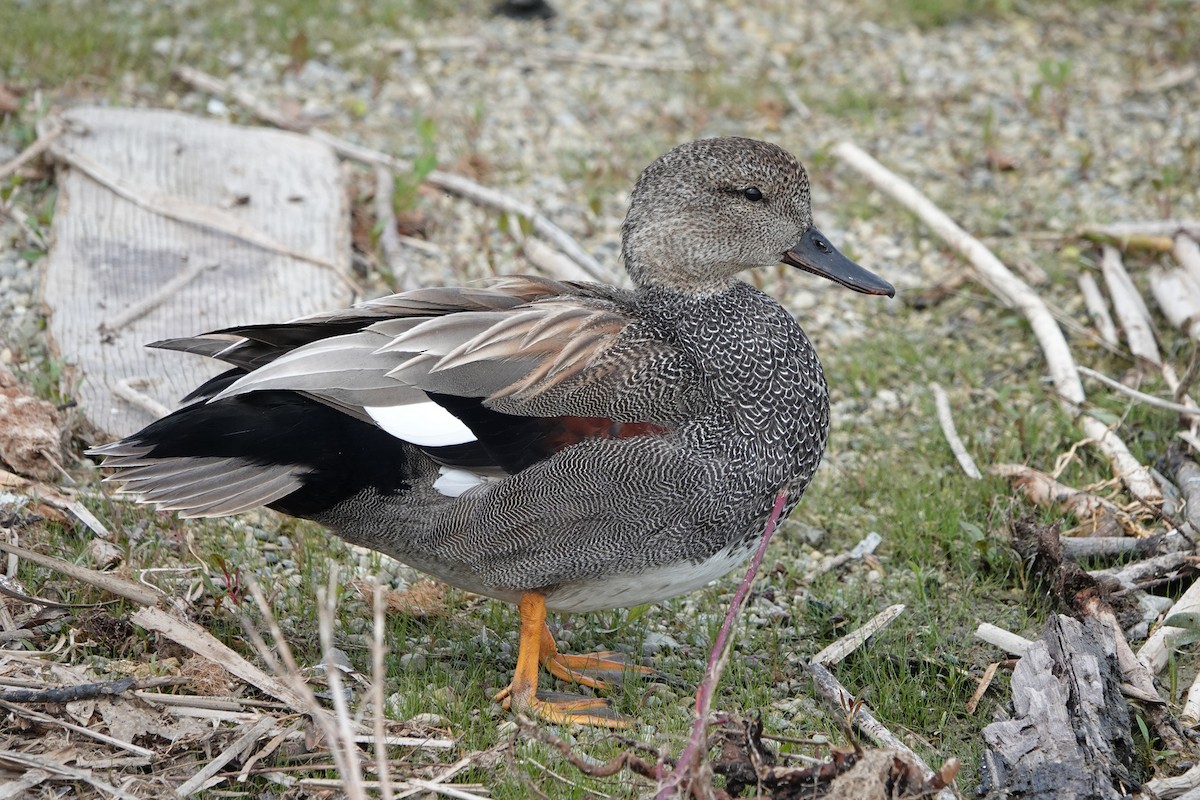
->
(91, 136, 893, 726)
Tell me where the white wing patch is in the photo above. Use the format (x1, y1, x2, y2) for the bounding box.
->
(365, 401, 477, 446)
(431, 467, 488, 497)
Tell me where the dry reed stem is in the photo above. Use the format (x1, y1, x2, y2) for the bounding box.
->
(654, 490, 787, 799)
(371, 580, 394, 800)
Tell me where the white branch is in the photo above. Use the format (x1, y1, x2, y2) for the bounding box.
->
(811, 604, 905, 666)
(1077, 366, 1200, 417)
(1137, 577, 1200, 674)
(975, 623, 1034, 657)
(1150, 267, 1200, 341)
(1101, 245, 1161, 365)
(833, 142, 1161, 506)
(1174, 234, 1200, 289)
(1077, 273, 1119, 347)
(930, 383, 981, 479)
(1084, 220, 1200, 240)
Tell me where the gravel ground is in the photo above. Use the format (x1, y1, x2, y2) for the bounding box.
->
(1, 0, 1198, 791)
(4, 1, 1196, 355)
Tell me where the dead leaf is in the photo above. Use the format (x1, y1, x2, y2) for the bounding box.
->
(0, 366, 63, 481)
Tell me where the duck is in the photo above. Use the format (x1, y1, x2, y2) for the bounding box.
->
(90, 136, 894, 727)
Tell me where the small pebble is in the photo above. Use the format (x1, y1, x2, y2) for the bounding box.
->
(399, 652, 427, 671)
(641, 631, 681, 656)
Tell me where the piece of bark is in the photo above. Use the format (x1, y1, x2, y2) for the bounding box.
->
(979, 614, 1134, 800)
(0, 366, 63, 481)
(1090, 552, 1193, 589)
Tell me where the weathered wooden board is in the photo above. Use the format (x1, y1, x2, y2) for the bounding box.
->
(41, 107, 351, 438)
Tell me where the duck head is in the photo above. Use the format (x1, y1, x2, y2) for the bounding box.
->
(621, 137, 894, 298)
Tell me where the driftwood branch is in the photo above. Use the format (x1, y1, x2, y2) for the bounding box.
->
(1078, 366, 1200, 418)
(0, 540, 160, 607)
(975, 623, 1034, 657)
(833, 141, 1161, 506)
(1101, 245, 1161, 365)
(131, 605, 313, 710)
(1137, 577, 1200, 675)
(1078, 272, 1120, 347)
(809, 662, 955, 800)
(1150, 268, 1200, 342)
(811, 604, 906, 666)
(0, 118, 63, 182)
(373, 164, 418, 292)
(1083, 220, 1200, 242)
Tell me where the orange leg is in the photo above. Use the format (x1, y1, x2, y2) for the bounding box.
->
(493, 592, 631, 728)
(539, 625, 654, 691)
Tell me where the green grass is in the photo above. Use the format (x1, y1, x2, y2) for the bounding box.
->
(0, 0, 458, 88)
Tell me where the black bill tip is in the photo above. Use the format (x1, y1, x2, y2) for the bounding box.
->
(781, 227, 895, 298)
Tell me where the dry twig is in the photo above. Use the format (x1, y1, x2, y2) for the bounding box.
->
(1077, 366, 1200, 418)
(373, 165, 417, 293)
(808, 662, 955, 800)
(0, 118, 63, 182)
(0, 540, 159, 607)
(175, 715, 276, 797)
(811, 604, 906, 666)
(930, 383, 981, 479)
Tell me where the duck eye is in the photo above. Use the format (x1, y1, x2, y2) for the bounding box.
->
(742, 187, 764, 202)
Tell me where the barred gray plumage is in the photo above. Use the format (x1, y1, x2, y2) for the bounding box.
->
(91, 136, 893, 615)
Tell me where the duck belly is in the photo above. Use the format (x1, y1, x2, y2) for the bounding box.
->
(542, 539, 755, 613)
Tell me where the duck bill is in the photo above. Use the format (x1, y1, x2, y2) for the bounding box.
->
(781, 227, 895, 297)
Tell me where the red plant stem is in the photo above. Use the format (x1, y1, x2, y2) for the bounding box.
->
(655, 489, 789, 799)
